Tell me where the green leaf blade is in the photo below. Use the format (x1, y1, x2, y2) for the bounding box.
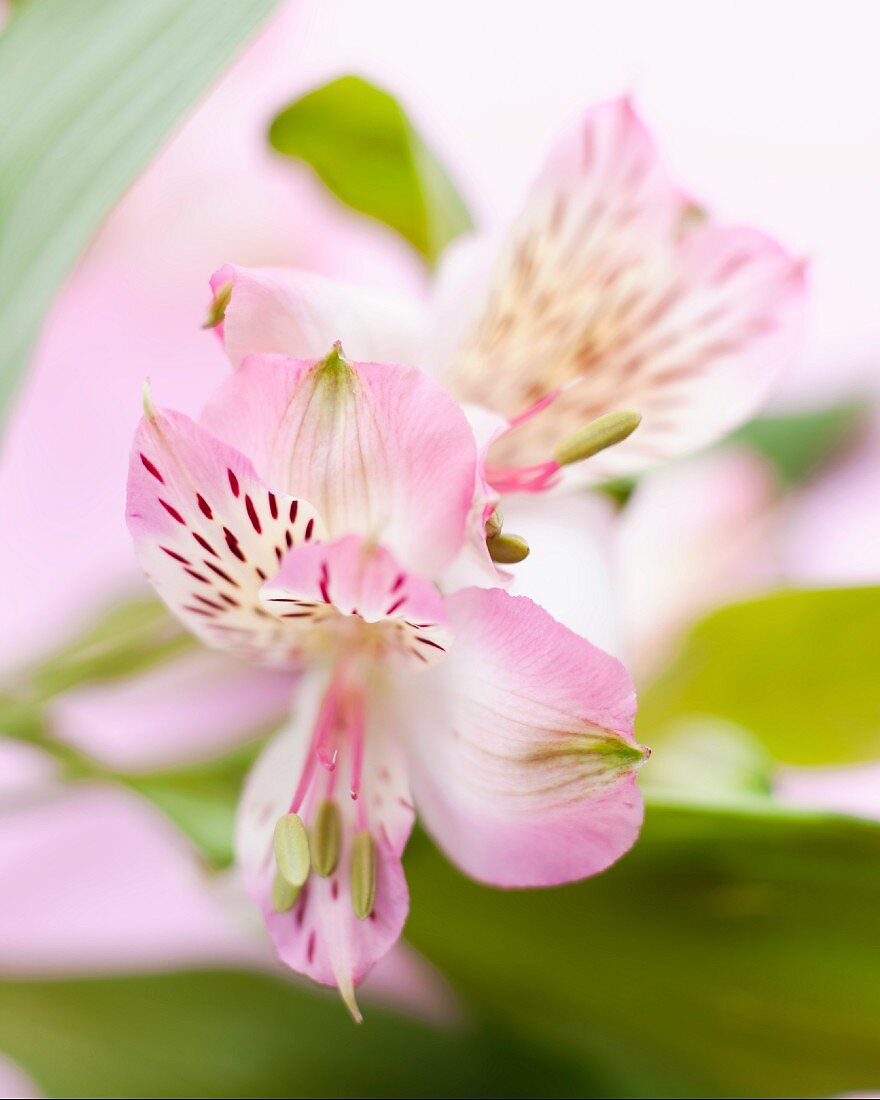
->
(0, 0, 278, 425)
(269, 74, 473, 264)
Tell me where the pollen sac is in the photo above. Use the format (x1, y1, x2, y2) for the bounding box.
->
(273, 813, 311, 887)
(272, 870, 301, 914)
(202, 278, 233, 329)
(554, 410, 642, 467)
(486, 532, 530, 564)
(350, 830, 378, 921)
(310, 799, 342, 877)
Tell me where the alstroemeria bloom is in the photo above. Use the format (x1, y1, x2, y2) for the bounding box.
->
(126, 346, 646, 1017)
(204, 97, 805, 507)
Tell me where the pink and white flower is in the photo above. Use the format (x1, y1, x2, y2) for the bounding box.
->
(204, 96, 805, 499)
(126, 344, 647, 1018)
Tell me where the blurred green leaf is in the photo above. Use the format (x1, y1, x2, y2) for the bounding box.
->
(728, 399, 866, 488)
(405, 799, 880, 1098)
(269, 75, 473, 264)
(638, 587, 880, 765)
(0, 0, 277, 426)
(0, 968, 594, 1099)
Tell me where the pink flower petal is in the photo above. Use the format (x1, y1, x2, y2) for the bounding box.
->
(209, 264, 427, 370)
(201, 353, 477, 576)
(262, 534, 451, 669)
(0, 785, 261, 973)
(49, 651, 296, 771)
(439, 97, 805, 478)
(237, 673, 414, 1008)
(0, 1054, 42, 1100)
(126, 405, 325, 663)
(404, 587, 645, 887)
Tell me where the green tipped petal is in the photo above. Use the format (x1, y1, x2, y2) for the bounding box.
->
(202, 278, 232, 329)
(554, 410, 642, 467)
(350, 830, 378, 920)
(310, 799, 342, 877)
(273, 813, 310, 887)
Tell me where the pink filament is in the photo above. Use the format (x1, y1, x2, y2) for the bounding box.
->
(289, 665, 347, 813)
(485, 459, 561, 494)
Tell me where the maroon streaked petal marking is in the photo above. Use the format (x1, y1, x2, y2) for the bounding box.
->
(289, 500, 298, 524)
(184, 567, 211, 584)
(330, 879, 339, 901)
(220, 594, 240, 607)
(415, 635, 446, 651)
(255, 566, 267, 581)
(192, 532, 219, 557)
(410, 648, 429, 663)
(196, 494, 213, 519)
(245, 494, 262, 534)
(307, 931, 316, 963)
(161, 546, 190, 565)
(281, 611, 314, 619)
(275, 546, 283, 562)
(304, 518, 314, 540)
(227, 469, 240, 497)
(159, 499, 186, 524)
(268, 492, 278, 520)
(265, 597, 301, 603)
(285, 530, 293, 549)
(183, 605, 216, 617)
(386, 596, 406, 615)
(140, 453, 164, 483)
(254, 604, 269, 616)
(390, 573, 405, 593)
(194, 594, 225, 611)
(223, 528, 246, 561)
(204, 560, 239, 586)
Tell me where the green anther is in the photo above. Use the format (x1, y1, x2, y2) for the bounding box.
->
(273, 813, 311, 887)
(350, 830, 377, 920)
(202, 279, 233, 329)
(554, 410, 642, 467)
(486, 532, 530, 564)
(484, 507, 503, 540)
(310, 799, 342, 877)
(272, 870, 301, 914)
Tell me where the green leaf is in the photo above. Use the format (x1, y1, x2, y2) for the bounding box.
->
(269, 75, 473, 264)
(0, 969, 595, 1099)
(637, 587, 880, 766)
(728, 399, 867, 488)
(0, 0, 278, 425)
(404, 799, 880, 1098)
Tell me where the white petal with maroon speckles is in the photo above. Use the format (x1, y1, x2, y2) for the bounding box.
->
(126, 406, 326, 664)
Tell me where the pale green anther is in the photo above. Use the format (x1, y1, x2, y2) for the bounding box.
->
(553, 410, 642, 467)
(142, 377, 156, 420)
(202, 278, 233, 329)
(273, 813, 311, 887)
(272, 870, 301, 914)
(486, 532, 530, 564)
(310, 799, 342, 877)
(484, 507, 503, 540)
(350, 830, 377, 920)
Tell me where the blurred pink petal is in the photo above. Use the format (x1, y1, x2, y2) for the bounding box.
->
(0, 785, 264, 974)
(776, 763, 880, 823)
(49, 652, 295, 771)
(779, 416, 880, 586)
(0, 1054, 42, 1100)
(0, 742, 58, 810)
(615, 447, 778, 677)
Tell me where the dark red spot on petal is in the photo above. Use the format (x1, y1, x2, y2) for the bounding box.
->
(205, 560, 238, 585)
(196, 494, 213, 519)
(268, 492, 278, 520)
(245, 495, 262, 534)
(159, 499, 185, 524)
(416, 635, 446, 652)
(140, 453, 164, 483)
(223, 528, 246, 561)
(285, 530, 293, 549)
(307, 931, 316, 963)
(227, 469, 240, 497)
(386, 596, 406, 615)
(391, 573, 405, 593)
(161, 546, 190, 564)
(304, 518, 314, 540)
(192, 532, 218, 557)
(194, 594, 225, 611)
(289, 500, 298, 524)
(184, 567, 211, 584)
